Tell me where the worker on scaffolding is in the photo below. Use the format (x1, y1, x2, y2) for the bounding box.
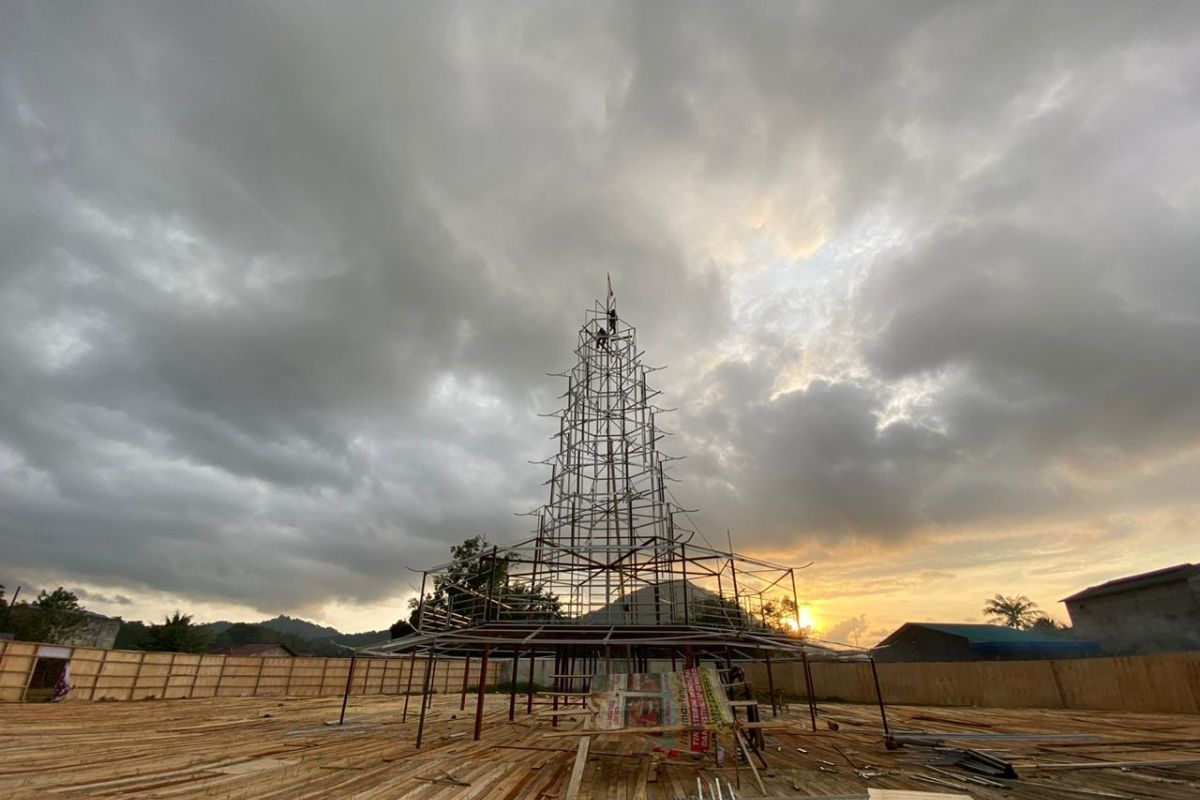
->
(596, 322, 609, 349)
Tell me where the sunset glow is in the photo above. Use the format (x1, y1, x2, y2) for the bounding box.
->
(799, 606, 815, 631)
(786, 605, 816, 635)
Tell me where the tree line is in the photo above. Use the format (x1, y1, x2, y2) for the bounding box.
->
(112, 613, 358, 656)
(982, 594, 1071, 633)
(1, 585, 385, 657)
(0, 585, 88, 644)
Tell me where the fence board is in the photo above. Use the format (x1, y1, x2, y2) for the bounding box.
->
(6, 637, 1194, 712)
(0, 640, 505, 703)
(744, 652, 1200, 713)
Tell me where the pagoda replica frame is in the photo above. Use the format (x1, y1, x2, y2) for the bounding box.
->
(353, 284, 890, 750)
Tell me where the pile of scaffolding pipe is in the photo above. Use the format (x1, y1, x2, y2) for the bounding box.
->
(691, 776, 736, 800)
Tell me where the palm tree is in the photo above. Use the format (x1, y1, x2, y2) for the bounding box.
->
(982, 594, 1040, 629)
(144, 611, 211, 653)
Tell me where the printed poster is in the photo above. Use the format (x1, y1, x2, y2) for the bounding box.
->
(589, 667, 733, 752)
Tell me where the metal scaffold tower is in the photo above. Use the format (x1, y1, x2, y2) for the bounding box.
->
(404, 283, 805, 631)
(354, 281, 889, 749)
(532, 285, 684, 624)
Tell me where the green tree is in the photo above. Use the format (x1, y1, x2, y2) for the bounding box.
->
(760, 597, 800, 633)
(502, 581, 564, 622)
(408, 536, 561, 627)
(144, 612, 211, 653)
(982, 594, 1041, 629)
(31, 588, 87, 643)
(0, 585, 33, 640)
(114, 620, 149, 650)
(389, 618, 415, 639)
(0, 587, 87, 643)
(691, 593, 747, 627)
(1028, 616, 1071, 635)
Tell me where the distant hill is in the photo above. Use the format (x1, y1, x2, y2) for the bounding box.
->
(205, 615, 355, 640)
(115, 615, 396, 656)
(256, 615, 341, 639)
(578, 579, 743, 625)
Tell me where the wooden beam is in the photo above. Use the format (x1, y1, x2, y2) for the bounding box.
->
(563, 735, 591, 800)
(545, 720, 797, 736)
(736, 728, 766, 796)
(1017, 758, 1200, 770)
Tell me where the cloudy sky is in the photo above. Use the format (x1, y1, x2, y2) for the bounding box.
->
(3, 2, 1198, 643)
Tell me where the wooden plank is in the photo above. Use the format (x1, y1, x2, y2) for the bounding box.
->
(630, 756, 651, 800)
(563, 735, 591, 800)
(735, 728, 766, 796)
(1, 692, 1199, 799)
(868, 791, 971, 799)
(1017, 757, 1200, 770)
(546, 720, 798, 736)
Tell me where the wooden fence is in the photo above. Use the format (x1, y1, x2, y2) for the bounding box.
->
(0, 639, 502, 703)
(7, 638, 1196, 712)
(744, 651, 1200, 714)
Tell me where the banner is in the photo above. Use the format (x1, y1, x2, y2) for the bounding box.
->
(589, 667, 733, 752)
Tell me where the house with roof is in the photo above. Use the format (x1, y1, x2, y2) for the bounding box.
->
(872, 622, 1101, 662)
(57, 611, 123, 650)
(1063, 563, 1200, 655)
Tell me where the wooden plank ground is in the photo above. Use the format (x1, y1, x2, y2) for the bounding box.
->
(1, 693, 1199, 798)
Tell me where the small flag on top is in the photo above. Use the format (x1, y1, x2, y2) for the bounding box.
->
(607, 273, 614, 301)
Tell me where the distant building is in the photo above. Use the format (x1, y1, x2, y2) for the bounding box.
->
(873, 623, 1101, 662)
(0, 609, 122, 649)
(1063, 563, 1200, 655)
(209, 643, 298, 658)
(58, 611, 122, 650)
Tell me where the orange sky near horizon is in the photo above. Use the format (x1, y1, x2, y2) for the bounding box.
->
(51, 507, 1195, 647)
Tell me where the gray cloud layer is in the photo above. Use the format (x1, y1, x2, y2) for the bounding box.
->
(2, 2, 1198, 617)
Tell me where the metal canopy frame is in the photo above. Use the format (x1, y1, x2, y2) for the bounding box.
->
(367, 622, 857, 658)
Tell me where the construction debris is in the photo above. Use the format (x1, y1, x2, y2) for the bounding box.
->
(946, 748, 1017, 779)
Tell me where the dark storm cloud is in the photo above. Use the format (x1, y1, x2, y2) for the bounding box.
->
(666, 1, 1200, 548)
(1, 1, 1198, 616)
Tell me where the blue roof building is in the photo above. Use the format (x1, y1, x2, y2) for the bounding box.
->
(873, 622, 1102, 662)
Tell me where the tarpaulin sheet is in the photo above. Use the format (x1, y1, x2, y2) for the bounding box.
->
(589, 667, 733, 752)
